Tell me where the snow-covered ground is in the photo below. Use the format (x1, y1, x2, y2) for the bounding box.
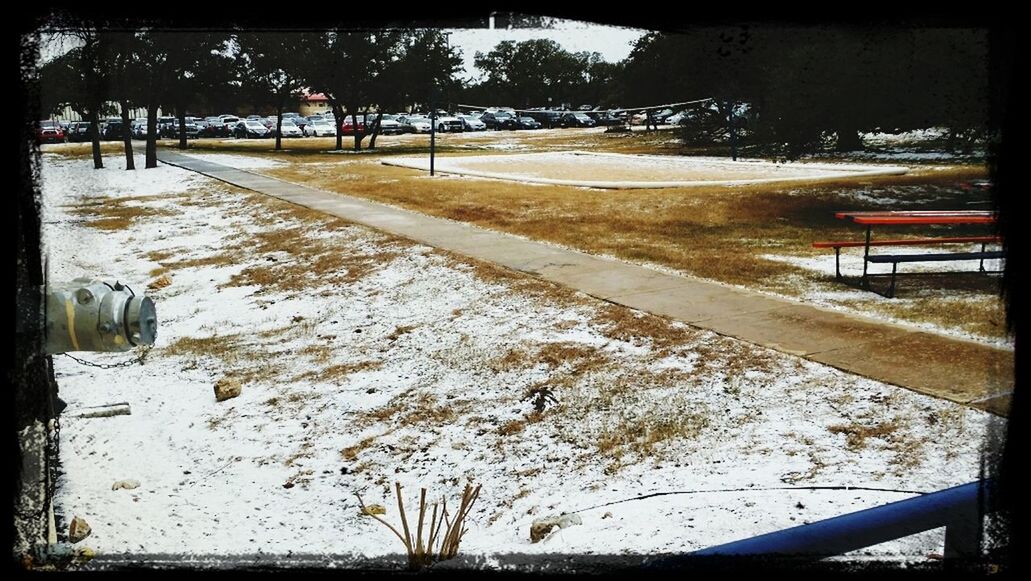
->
(41, 153, 1003, 566)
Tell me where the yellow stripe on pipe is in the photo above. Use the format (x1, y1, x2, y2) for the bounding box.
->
(64, 298, 80, 351)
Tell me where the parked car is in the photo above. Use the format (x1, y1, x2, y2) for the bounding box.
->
(457, 114, 486, 131)
(525, 110, 562, 128)
(101, 118, 126, 140)
(587, 111, 623, 126)
(632, 108, 674, 125)
(274, 119, 304, 138)
(480, 111, 518, 130)
(234, 119, 271, 138)
(340, 117, 366, 136)
(67, 121, 91, 142)
(36, 120, 66, 144)
(131, 118, 147, 138)
(156, 116, 178, 138)
(398, 115, 432, 134)
(304, 118, 337, 137)
(515, 116, 542, 130)
(559, 112, 597, 128)
(435, 115, 464, 133)
(371, 114, 404, 135)
(664, 111, 688, 125)
(201, 117, 230, 137)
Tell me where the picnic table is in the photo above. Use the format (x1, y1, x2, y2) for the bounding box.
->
(814, 210, 1002, 297)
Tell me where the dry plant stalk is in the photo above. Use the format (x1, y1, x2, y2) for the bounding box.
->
(356, 481, 482, 570)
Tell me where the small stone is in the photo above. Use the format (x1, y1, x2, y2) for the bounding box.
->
(111, 479, 140, 490)
(361, 504, 386, 516)
(69, 516, 91, 543)
(147, 275, 172, 290)
(292, 315, 304, 323)
(530, 513, 582, 543)
(214, 377, 242, 402)
(283, 482, 295, 489)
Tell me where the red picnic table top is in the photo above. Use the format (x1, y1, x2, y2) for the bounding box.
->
(834, 210, 998, 225)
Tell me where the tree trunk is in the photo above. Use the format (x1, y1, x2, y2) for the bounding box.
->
(177, 106, 188, 150)
(351, 110, 361, 151)
(120, 100, 134, 170)
(88, 109, 103, 169)
(275, 101, 283, 151)
(945, 128, 957, 154)
(368, 112, 384, 149)
(835, 125, 863, 152)
(145, 103, 158, 168)
(332, 103, 343, 151)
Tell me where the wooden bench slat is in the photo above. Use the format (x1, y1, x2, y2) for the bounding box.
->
(866, 251, 1005, 264)
(812, 236, 1000, 249)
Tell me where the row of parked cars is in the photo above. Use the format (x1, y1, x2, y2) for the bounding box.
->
(37, 106, 693, 144)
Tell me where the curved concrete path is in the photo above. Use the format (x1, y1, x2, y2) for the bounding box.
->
(158, 150, 1013, 417)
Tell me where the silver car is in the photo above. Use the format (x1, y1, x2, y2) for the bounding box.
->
(304, 118, 337, 137)
(276, 119, 304, 138)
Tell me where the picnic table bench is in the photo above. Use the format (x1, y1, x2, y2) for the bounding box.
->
(813, 210, 1001, 298)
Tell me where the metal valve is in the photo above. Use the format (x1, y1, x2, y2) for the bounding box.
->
(45, 278, 157, 354)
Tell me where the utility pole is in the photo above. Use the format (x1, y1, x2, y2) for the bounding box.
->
(430, 83, 437, 176)
(727, 99, 738, 161)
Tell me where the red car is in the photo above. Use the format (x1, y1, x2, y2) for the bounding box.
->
(340, 118, 366, 136)
(37, 120, 66, 144)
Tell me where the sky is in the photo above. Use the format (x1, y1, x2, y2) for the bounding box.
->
(445, 18, 648, 82)
(37, 18, 648, 80)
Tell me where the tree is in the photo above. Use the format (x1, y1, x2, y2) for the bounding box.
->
(368, 29, 462, 149)
(39, 31, 111, 169)
(236, 33, 307, 152)
(102, 30, 141, 170)
(617, 26, 992, 157)
(304, 30, 407, 151)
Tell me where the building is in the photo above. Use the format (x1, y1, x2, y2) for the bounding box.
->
(299, 92, 331, 117)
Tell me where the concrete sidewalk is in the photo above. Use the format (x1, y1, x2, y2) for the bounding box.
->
(158, 150, 1014, 417)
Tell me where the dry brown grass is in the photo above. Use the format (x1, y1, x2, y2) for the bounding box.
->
(827, 420, 900, 450)
(387, 325, 418, 341)
(293, 360, 382, 383)
(498, 419, 527, 436)
(596, 412, 711, 472)
(492, 341, 612, 375)
(163, 333, 245, 361)
(401, 393, 458, 426)
(592, 304, 699, 351)
(341, 435, 380, 461)
(68, 198, 177, 230)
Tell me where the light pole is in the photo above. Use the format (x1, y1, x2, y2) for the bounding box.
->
(430, 82, 437, 176)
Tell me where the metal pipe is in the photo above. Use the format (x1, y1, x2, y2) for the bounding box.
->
(45, 278, 157, 354)
(668, 481, 991, 562)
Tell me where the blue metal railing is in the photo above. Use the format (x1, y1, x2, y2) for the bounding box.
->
(646, 480, 992, 567)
